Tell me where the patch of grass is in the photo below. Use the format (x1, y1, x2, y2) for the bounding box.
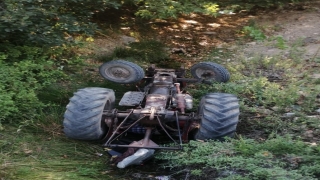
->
(269, 35, 288, 49)
(188, 44, 319, 138)
(288, 38, 306, 62)
(0, 125, 114, 179)
(156, 137, 320, 179)
(242, 25, 266, 41)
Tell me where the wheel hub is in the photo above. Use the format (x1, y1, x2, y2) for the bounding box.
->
(108, 67, 130, 79)
(195, 68, 215, 79)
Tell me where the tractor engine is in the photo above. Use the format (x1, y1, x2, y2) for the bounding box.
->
(145, 71, 193, 114)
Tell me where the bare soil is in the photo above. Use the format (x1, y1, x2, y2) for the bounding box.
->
(93, 1, 320, 63)
(243, 2, 320, 60)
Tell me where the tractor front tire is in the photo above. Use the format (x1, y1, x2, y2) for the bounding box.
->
(99, 60, 145, 84)
(195, 93, 239, 140)
(191, 62, 230, 83)
(63, 87, 115, 140)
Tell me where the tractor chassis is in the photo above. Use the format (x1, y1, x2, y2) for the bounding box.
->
(102, 109, 199, 150)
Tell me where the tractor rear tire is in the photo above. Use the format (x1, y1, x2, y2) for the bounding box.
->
(191, 62, 230, 83)
(99, 60, 145, 84)
(195, 93, 239, 140)
(63, 87, 115, 140)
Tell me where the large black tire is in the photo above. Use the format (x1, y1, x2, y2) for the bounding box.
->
(63, 87, 115, 140)
(195, 93, 239, 140)
(99, 60, 145, 84)
(191, 62, 230, 83)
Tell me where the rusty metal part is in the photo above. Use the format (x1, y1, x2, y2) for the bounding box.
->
(103, 65, 199, 151)
(104, 111, 183, 150)
(153, 72, 175, 85)
(181, 112, 195, 142)
(176, 94, 186, 114)
(105, 117, 113, 128)
(142, 77, 206, 83)
(149, 107, 156, 120)
(174, 83, 181, 93)
(112, 147, 137, 163)
(142, 128, 153, 146)
(105, 115, 147, 146)
(104, 110, 195, 122)
(149, 86, 170, 95)
(174, 111, 183, 145)
(101, 109, 118, 141)
(145, 94, 167, 109)
(115, 127, 158, 149)
(104, 109, 134, 146)
(107, 145, 181, 150)
(174, 83, 185, 114)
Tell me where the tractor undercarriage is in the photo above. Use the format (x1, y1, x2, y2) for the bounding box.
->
(63, 60, 240, 168)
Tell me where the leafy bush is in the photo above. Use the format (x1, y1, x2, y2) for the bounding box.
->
(189, 77, 300, 110)
(132, 0, 298, 19)
(133, 0, 219, 19)
(243, 26, 266, 41)
(0, 0, 300, 45)
(156, 137, 320, 179)
(0, 0, 120, 45)
(0, 46, 64, 124)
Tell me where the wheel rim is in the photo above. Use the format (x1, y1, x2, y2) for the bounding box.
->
(195, 68, 216, 79)
(105, 66, 131, 80)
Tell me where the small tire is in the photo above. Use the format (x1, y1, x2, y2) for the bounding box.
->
(195, 93, 239, 140)
(63, 87, 115, 140)
(99, 60, 145, 84)
(191, 62, 230, 83)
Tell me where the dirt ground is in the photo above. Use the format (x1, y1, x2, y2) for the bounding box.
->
(243, 2, 320, 60)
(94, 1, 320, 64)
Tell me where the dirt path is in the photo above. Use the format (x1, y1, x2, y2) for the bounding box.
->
(94, 1, 320, 64)
(243, 2, 320, 60)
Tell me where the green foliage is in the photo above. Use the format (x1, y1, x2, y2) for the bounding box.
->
(132, 0, 298, 19)
(0, 0, 299, 45)
(0, 125, 115, 180)
(189, 53, 318, 112)
(190, 77, 300, 109)
(190, 169, 202, 176)
(133, 0, 219, 19)
(0, 0, 120, 45)
(243, 26, 266, 41)
(156, 137, 320, 179)
(235, 136, 312, 156)
(217, 0, 301, 12)
(0, 45, 64, 123)
(189, 46, 318, 140)
(273, 35, 288, 49)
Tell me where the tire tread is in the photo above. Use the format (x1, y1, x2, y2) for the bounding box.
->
(195, 93, 239, 140)
(63, 87, 115, 140)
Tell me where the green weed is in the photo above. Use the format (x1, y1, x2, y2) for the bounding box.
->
(156, 137, 320, 179)
(0, 124, 117, 180)
(243, 26, 266, 41)
(270, 35, 288, 49)
(190, 169, 202, 176)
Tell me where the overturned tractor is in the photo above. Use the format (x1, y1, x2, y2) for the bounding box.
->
(63, 60, 239, 168)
